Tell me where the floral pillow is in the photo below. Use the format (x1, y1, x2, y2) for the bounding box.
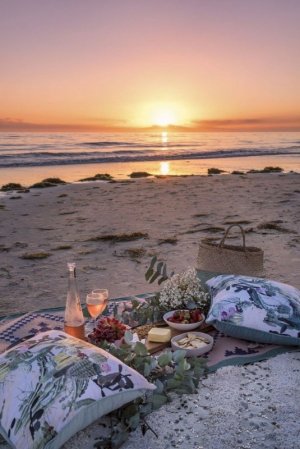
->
(0, 330, 155, 449)
(206, 275, 300, 345)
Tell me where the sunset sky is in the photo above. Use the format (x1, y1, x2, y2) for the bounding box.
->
(1, 0, 300, 132)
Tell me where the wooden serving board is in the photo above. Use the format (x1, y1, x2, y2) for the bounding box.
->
(145, 322, 214, 354)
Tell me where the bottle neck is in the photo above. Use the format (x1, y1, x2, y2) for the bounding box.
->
(67, 262, 76, 276)
(65, 262, 84, 328)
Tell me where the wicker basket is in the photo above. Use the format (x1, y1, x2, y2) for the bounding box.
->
(196, 224, 264, 282)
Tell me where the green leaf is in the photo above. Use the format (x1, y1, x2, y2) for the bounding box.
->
(182, 376, 197, 393)
(172, 349, 186, 363)
(131, 298, 141, 308)
(134, 341, 149, 356)
(149, 271, 160, 284)
(124, 352, 135, 364)
(154, 379, 164, 393)
(152, 393, 168, 410)
(165, 378, 181, 390)
(149, 255, 157, 269)
(122, 403, 139, 419)
(143, 362, 152, 377)
(124, 330, 133, 345)
(145, 257, 171, 285)
(145, 256, 157, 281)
(173, 371, 184, 381)
(158, 352, 172, 367)
(183, 359, 191, 371)
(140, 402, 153, 418)
(163, 263, 167, 279)
(175, 359, 186, 376)
(156, 261, 163, 274)
(158, 275, 168, 285)
(190, 358, 207, 386)
(128, 413, 140, 430)
(150, 357, 158, 370)
(145, 268, 154, 282)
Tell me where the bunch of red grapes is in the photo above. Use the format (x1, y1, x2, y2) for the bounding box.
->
(89, 317, 127, 343)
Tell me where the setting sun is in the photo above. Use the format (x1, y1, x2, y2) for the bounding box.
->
(134, 102, 188, 128)
(153, 109, 176, 127)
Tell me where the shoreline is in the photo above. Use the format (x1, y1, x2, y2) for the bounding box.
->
(1, 154, 299, 188)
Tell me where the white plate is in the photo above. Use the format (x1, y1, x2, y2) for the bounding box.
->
(171, 331, 214, 357)
(163, 310, 204, 331)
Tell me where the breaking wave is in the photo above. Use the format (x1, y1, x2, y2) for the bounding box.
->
(0, 131, 299, 168)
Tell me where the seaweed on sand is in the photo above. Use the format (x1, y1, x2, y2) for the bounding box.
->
(129, 172, 152, 178)
(87, 232, 149, 243)
(224, 220, 252, 225)
(193, 213, 209, 218)
(30, 178, 67, 188)
(257, 221, 295, 233)
(52, 245, 73, 250)
(199, 226, 225, 233)
(58, 211, 77, 215)
(123, 247, 147, 260)
(0, 245, 10, 252)
(207, 168, 226, 175)
(20, 252, 52, 260)
(247, 166, 283, 174)
(79, 173, 113, 182)
(1, 183, 25, 192)
(158, 237, 178, 245)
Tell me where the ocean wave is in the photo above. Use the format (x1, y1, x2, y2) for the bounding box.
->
(0, 147, 299, 168)
(81, 141, 203, 149)
(82, 141, 139, 147)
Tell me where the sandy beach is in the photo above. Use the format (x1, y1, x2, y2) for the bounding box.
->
(0, 172, 299, 448)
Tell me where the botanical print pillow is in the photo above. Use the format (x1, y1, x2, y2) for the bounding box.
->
(206, 275, 300, 345)
(0, 330, 155, 449)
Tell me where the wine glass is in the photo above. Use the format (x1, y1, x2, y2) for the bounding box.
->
(86, 289, 109, 332)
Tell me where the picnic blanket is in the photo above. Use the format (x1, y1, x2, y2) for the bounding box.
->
(0, 294, 298, 372)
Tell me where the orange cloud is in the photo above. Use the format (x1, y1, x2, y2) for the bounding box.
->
(0, 118, 133, 133)
(1, 116, 300, 133)
(191, 117, 300, 132)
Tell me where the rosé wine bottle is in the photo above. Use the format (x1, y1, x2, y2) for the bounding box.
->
(64, 262, 85, 340)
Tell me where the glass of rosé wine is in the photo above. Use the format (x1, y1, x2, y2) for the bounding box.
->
(86, 289, 109, 331)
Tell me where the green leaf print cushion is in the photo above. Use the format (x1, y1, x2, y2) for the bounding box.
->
(206, 275, 300, 345)
(0, 330, 155, 449)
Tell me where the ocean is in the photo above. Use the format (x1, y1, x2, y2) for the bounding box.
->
(0, 131, 299, 186)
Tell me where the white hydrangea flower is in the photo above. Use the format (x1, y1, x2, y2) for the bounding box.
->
(159, 267, 210, 310)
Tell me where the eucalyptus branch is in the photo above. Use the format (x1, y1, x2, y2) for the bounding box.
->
(145, 256, 174, 285)
(92, 337, 207, 448)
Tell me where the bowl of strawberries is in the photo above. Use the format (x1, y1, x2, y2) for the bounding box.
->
(163, 309, 204, 331)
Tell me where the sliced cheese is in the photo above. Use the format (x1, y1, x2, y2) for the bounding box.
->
(148, 327, 171, 343)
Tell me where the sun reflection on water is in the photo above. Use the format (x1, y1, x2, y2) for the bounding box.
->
(160, 161, 170, 175)
(161, 131, 168, 145)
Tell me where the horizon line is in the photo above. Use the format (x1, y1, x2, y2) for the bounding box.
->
(1, 117, 300, 133)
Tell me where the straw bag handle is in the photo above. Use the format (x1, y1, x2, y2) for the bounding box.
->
(219, 224, 246, 251)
